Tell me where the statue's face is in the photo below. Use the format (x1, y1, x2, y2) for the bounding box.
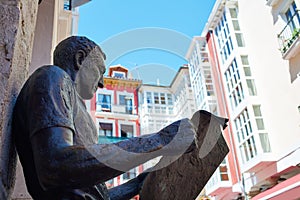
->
(75, 48, 106, 99)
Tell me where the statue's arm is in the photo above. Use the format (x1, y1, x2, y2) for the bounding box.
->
(30, 119, 194, 190)
(30, 127, 159, 190)
(108, 172, 148, 200)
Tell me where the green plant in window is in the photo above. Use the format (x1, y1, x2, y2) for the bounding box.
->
(279, 28, 300, 53)
(292, 28, 300, 40)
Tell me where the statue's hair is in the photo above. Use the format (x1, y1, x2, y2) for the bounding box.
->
(53, 36, 106, 68)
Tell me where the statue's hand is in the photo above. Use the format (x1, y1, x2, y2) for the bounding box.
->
(158, 118, 195, 156)
(107, 172, 149, 200)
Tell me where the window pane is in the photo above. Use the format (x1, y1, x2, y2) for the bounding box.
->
(259, 133, 272, 153)
(247, 79, 257, 96)
(247, 139, 254, 158)
(121, 124, 134, 138)
(232, 20, 240, 31)
(256, 119, 265, 130)
(253, 105, 262, 116)
(119, 95, 126, 105)
(99, 122, 113, 137)
(64, 0, 71, 10)
(229, 8, 238, 18)
(154, 93, 159, 104)
(236, 33, 245, 47)
(160, 93, 166, 104)
(98, 94, 111, 111)
(241, 55, 249, 65)
(243, 67, 252, 76)
(167, 94, 173, 105)
(155, 106, 160, 113)
(146, 92, 152, 103)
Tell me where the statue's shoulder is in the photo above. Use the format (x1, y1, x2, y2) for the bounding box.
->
(30, 65, 72, 86)
(33, 65, 67, 78)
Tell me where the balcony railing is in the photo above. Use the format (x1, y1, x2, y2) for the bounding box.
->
(96, 102, 136, 115)
(278, 10, 300, 54)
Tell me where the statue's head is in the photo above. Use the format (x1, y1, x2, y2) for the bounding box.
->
(54, 36, 106, 99)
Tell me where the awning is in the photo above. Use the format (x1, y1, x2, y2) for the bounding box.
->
(252, 173, 300, 200)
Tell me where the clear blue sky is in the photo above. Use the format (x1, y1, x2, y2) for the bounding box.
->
(78, 0, 216, 85)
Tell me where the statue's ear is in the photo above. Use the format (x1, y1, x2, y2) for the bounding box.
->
(75, 50, 86, 70)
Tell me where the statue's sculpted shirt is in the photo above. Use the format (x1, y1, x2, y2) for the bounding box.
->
(13, 65, 110, 200)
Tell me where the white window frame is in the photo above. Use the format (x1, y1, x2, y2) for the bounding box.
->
(118, 121, 136, 138)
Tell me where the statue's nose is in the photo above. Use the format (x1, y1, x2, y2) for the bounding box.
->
(98, 79, 104, 88)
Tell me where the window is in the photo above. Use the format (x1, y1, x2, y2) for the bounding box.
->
(236, 33, 245, 47)
(146, 92, 152, 104)
(243, 67, 252, 76)
(235, 108, 258, 163)
(246, 80, 257, 96)
(259, 133, 271, 153)
(167, 94, 173, 105)
(64, 0, 72, 10)
(160, 93, 166, 104)
(119, 95, 133, 114)
(215, 11, 233, 64)
(154, 93, 159, 104)
(120, 124, 134, 138)
(99, 122, 113, 137)
(155, 106, 160, 113)
(161, 107, 166, 114)
(97, 94, 111, 112)
(229, 8, 238, 18)
(285, 1, 300, 33)
(239, 135, 257, 163)
(219, 164, 229, 181)
(232, 20, 240, 31)
(253, 105, 265, 130)
(224, 59, 244, 109)
(112, 71, 125, 78)
(241, 55, 257, 96)
(241, 55, 249, 65)
(147, 105, 153, 113)
(252, 105, 271, 153)
(204, 66, 215, 96)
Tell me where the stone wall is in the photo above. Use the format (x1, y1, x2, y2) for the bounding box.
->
(0, 1, 38, 199)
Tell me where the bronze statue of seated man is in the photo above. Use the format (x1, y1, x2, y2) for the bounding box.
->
(13, 36, 201, 200)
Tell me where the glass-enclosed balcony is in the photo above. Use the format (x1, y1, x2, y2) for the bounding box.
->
(278, 10, 300, 57)
(96, 102, 136, 115)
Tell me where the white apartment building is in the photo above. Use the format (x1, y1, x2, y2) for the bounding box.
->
(186, 37, 218, 114)
(138, 66, 196, 135)
(189, 0, 300, 199)
(186, 37, 241, 200)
